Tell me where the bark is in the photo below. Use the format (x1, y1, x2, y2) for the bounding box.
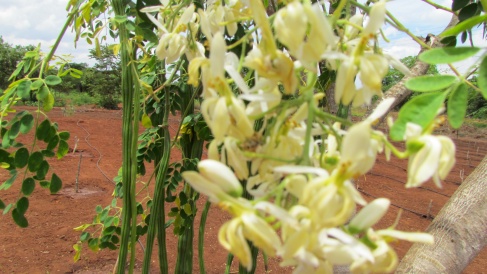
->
(325, 81, 339, 115)
(364, 15, 459, 122)
(396, 155, 487, 273)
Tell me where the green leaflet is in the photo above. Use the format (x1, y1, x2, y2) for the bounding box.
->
(17, 80, 32, 99)
(478, 56, 487, 99)
(14, 147, 29, 168)
(448, 83, 468, 129)
(419, 47, 480, 64)
(43, 92, 55, 112)
(27, 151, 43, 172)
(20, 114, 34, 134)
(21, 177, 36, 196)
(30, 80, 44, 90)
(57, 140, 69, 159)
(452, 0, 470, 11)
(390, 92, 446, 141)
(12, 208, 28, 228)
(50, 173, 62, 194)
(405, 75, 457, 92)
(440, 14, 487, 38)
(44, 75, 62, 86)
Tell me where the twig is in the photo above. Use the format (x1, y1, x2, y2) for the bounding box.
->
(75, 152, 83, 193)
(426, 199, 433, 219)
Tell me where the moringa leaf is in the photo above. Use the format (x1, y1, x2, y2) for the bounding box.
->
(419, 47, 480, 64)
(43, 92, 55, 112)
(20, 114, 34, 134)
(440, 14, 487, 37)
(390, 92, 446, 141)
(405, 75, 457, 92)
(12, 208, 28, 228)
(50, 173, 62, 194)
(27, 151, 44, 172)
(14, 147, 29, 168)
(448, 83, 468, 129)
(21, 177, 35, 196)
(17, 80, 32, 99)
(44, 75, 62, 86)
(478, 56, 487, 99)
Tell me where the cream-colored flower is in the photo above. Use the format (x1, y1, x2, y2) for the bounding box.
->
(363, 0, 387, 36)
(339, 98, 394, 177)
(223, 137, 249, 180)
(274, 2, 338, 71)
(244, 47, 297, 94)
(143, 3, 198, 63)
(340, 121, 380, 177)
(201, 97, 230, 141)
(218, 218, 253, 270)
(349, 198, 390, 232)
(335, 58, 358, 106)
(274, 1, 307, 53)
(404, 123, 456, 188)
(197, 159, 242, 197)
(241, 213, 282, 256)
(182, 171, 226, 202)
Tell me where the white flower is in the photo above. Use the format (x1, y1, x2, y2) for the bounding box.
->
(349, 198, 390, 232)
(182, 171, 225, 202)
(223, 138, 249, 180)
(218, 218, 253, 270)
(241, 213, 282, 256)
(198, 159, 242, 197)
(363, 0, 387, 36)
(406, 134, 456, 188)
(274, 2, 307, 52)
(403, 123, 456, 188)
(339, 98, 394, 177)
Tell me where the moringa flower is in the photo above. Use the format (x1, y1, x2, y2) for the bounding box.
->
(274, 2, 338, 71)
(219, 218, 253, 270)
(339, 98, 394, 177)
(406, 133, 456, 188)
(349, 198, 390, 232)
(197, 159, 243, 197)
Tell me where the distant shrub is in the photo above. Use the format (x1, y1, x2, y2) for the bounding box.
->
(97, 95, 120, 110)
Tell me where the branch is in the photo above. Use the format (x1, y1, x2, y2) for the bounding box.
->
(396, 155, 487, 273)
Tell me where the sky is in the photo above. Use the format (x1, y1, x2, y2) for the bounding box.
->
(0, 0, 485, 71)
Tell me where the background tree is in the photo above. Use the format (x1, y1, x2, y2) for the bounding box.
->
(82, 45, 121, 109)
(0, 36, 35, 89)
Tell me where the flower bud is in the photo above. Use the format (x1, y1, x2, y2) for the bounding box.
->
(349, 198, 390, 232)
(198, 159, 243, 197)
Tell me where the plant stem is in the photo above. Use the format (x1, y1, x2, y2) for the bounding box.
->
(111, 0, 140, 272)
(198, 200, 211, 274)
(38, 10, 76, 78)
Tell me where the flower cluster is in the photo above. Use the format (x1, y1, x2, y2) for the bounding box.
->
(142, 0, 456, 272)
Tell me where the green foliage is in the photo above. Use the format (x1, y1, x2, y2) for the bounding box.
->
(441, 0, 486, 44)
(466, 76, 487, 119)
(448, 83, 469, 128)
(390, 92, 446, 141)
(72, 198, 151, 262)
(405, 75, 457, 92)
(419, 47, 481, 64)
(0, 37, 35, 89)
(478, 56, 487, 99)
(0, 110, 69, 226)
(382, 56, 439, 92)
(81, 46, 122, 109)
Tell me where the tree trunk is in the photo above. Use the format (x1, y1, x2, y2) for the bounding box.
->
(396, 155, 487, 273)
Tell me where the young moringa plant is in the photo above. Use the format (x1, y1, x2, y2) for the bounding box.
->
(3, 0, 487, 273)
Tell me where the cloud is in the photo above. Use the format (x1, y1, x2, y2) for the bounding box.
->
(0, 0, 98, 65)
